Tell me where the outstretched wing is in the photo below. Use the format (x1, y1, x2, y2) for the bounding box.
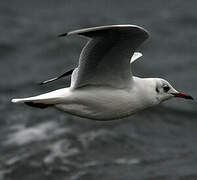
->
(61, 25, 149, 89)
(130, 52, 142, 64)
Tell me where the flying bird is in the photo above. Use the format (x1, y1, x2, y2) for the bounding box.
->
(11, 25, 193, 120)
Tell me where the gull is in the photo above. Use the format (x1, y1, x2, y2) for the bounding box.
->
(11, 25, 193, 120)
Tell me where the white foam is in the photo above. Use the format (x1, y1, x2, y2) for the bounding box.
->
(4, 122, 69, 146)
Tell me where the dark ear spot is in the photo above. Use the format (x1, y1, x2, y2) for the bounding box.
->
(156, 87, 159, 93)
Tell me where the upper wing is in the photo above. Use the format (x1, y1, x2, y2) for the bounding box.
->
(61, 25, 149, 89)
(39, 52, 142, 86)
(130, 52, 142, 64)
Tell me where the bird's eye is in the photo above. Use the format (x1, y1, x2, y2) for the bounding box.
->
(163, 85, 170, 92)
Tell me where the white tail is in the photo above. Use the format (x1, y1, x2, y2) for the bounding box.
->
(11, 96, 53, 104)
(11, 88, 69, 109)
(11, 94, 60, 109)
(12, 98, 28, 103)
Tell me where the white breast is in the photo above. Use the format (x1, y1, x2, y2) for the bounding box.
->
(55, 85, 152, 120)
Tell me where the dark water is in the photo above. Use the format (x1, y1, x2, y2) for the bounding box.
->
(1, 0, 197, 179)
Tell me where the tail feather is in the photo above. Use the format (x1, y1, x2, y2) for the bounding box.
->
(11, 88, 68, 109)
(11, 98, 31, 103)
(11, 97, 49, 104)
(11, 95, 59, 109)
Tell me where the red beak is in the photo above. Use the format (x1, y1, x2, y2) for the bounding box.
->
(171, 92, 194, 100)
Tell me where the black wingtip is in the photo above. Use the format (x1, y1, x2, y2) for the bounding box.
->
(39, 77, 58, 86)
(58, 32, 68, 37)
(39, 81, 45, 85)
(25, 102, 52, 109)
(39, 69, 74, 86)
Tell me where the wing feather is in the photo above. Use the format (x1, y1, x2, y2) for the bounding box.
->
(66, 25, 149, 88)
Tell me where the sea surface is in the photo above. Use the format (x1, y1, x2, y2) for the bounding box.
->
(1, 0, 197, 179)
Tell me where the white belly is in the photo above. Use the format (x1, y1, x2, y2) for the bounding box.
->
(55, 86, 150, 120)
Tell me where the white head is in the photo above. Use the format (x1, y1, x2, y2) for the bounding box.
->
(153, 78, 193, 103)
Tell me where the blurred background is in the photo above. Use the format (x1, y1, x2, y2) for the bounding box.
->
(1, 0, 197, 179)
